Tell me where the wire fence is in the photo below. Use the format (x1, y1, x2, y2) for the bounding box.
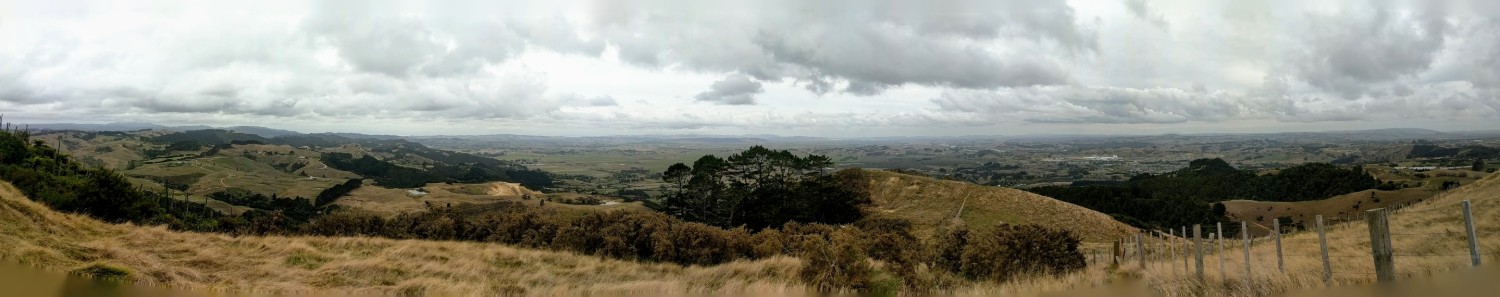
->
(1102, 199, 1489, 285)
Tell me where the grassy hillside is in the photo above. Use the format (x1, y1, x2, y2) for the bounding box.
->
(1142, 170, 1500, 296)
(861, 170, 1137, 242)
(1222, 167, 1485, 236)
(0, 180, 809, 296)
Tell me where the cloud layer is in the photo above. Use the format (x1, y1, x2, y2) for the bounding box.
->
(0, 0, 1497, 136)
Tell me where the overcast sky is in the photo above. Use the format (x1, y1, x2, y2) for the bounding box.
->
(2, 0, 1499, 137)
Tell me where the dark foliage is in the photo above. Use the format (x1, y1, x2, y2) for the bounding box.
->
(1408, 144, 1500, 159)
(209, 190, 320, 225)
(947, 224, 1086, 282)
(321, 152, 553, 189)
(1239, 163, 1380, 201)
(1029, 159, 1379, 230)
(151, 130, 268, 146)
(315, 178, 362, 207)
(658, 146, 870, 229)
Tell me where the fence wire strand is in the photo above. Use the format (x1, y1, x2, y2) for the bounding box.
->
(1127, 201, 1490, 282)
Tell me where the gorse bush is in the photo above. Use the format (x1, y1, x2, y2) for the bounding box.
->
(952, 224, 1086, 282)
(302, 202, 779, 266)
(796, 226, 873, 290)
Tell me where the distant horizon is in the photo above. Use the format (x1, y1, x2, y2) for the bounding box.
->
(12, 119, 1498, 140)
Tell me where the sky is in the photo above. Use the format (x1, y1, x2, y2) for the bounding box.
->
(2, 0, 1499, 137)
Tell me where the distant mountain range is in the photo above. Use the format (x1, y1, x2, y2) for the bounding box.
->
(26, 122, 302, 138)
(20, 122, 1500, 142)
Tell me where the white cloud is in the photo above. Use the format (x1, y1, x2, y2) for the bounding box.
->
(0, 0, 1496, 136)
(694, 74, 763, 105)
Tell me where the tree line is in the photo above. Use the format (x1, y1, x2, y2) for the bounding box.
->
(320, 152, 551, 189)
(1028, 158, 1382, 231)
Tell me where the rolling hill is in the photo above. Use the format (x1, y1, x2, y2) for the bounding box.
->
(861, 170, 1138, 242)
(31, 129, 555, 216)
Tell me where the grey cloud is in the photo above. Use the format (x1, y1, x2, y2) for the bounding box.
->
(933, 86, 1254, 124)
(559, 94, 620, 106)
(1125, 0, 1169, 29)
(304, 0, 601, 78)
(1296, 0, 1450, 98)
(694, 74, 763, 105)
(587, 0, 1093, 95)
(586, 96, 619, 106)
(931, 82, 1499, 126)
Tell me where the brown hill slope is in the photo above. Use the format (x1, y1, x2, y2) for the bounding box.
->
(1222, 168, 1485, 236)
(0, 181, 802, 296)
(862, 170, 1138, 242)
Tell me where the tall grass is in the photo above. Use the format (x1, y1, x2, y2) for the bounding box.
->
(1135, 171, 1500, 296)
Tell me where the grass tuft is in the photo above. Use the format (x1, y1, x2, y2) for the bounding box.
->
(70, 262, 135, 281)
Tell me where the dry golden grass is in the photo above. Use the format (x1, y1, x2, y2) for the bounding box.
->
(1223, 168, 1483, 236)
(863, 170, 1138, 242)
(1135, 171, 1500, 296)
(1222, 188, 1433, 236)
(0, 181, 811, 296)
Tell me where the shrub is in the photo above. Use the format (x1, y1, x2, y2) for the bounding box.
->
(931, 223, 969, 273)
(798, 227, 873, 290)
(957, 224, 1085, 282)
(302, 210, 388, 237)
(748, 228, 787, 258)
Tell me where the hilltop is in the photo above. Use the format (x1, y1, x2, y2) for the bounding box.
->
(860, 170, 1137, 242)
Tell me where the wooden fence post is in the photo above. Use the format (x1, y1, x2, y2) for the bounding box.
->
(1194, 224, 1204, 282)
(1317, 215, 1331, 286)
(1275, 218, 1284, 273)
(1182, 226, 1189, 273)
(1168, 229, 1175, 273)
(1242, 221, 1252, 290)
(1367, 208, 1394, 283)
(1464, 200, 1482, 267)
(1217, 222, 1225, 280)
(1113, 239, 1121, 267)
(1138, 233, 1146, 269)
(1158, 231, 1165, 269)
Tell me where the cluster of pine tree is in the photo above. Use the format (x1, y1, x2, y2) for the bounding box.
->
(657, 146, 869, 229)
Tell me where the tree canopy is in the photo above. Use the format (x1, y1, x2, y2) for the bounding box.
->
(658, 146, 869, 230)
